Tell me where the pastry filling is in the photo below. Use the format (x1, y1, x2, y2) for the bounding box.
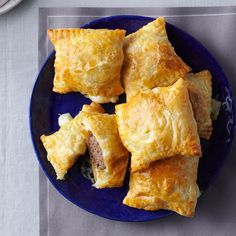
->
(87, 133, 105, 170)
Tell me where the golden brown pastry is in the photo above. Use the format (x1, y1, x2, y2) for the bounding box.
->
(122, 17, 191, 100)
(185, 70, 212, 139)
(211, 98, 221, 121)
(116, 78, 201, 172)
(48, 28, 126, 103)
(79, 102, 129, 188)
(40, 114, 89, 180)
(123, 156, 200, 217)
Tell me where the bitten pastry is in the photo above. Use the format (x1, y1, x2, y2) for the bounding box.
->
(40, 114, 89, 180)
(116, 78, 201, 172)
(79, 102, 129, 188)
(48, 28, 126, 103)
(123, 156, 200, 217)
(185, 70, 212, 139)
(122, 17, 191, 100)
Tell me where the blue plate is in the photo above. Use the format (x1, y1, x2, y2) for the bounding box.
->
(30, 15, 235, 222)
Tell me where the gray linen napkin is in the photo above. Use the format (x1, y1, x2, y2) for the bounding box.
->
(38, 7, 236, 236)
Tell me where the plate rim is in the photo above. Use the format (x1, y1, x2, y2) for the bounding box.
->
(30, 15, 236, 222)
(0, 0, 23, 16)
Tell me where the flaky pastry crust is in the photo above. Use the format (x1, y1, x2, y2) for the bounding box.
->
(48, 28, 126, 103)
(79, 103, 129, 188)
(122, 17, 191, 100)
(123, 156, 200, 217)
(185, 70, 212, 139)
(40, 114, 89, 180)
(116, 79, 201, 172)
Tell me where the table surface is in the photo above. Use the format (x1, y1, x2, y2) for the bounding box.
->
(0, 1, 236, 236)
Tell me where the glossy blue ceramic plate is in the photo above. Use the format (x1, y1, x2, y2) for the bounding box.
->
(30, 16, 235, 222)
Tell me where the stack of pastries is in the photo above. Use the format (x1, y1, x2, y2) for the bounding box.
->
(41, 17, 221, 217)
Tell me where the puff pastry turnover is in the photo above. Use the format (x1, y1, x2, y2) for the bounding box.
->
(48, 28, 126, 103)
(40, 114, 89, 180)
(79, 102, 129, 188)
(122, 17, 191, 100)
(185, 70, 212, 139)
(123, 156, 200, 217)
(116, 78, 201, 172)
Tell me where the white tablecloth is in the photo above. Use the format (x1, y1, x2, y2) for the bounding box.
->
(0, 1, 236, 236)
